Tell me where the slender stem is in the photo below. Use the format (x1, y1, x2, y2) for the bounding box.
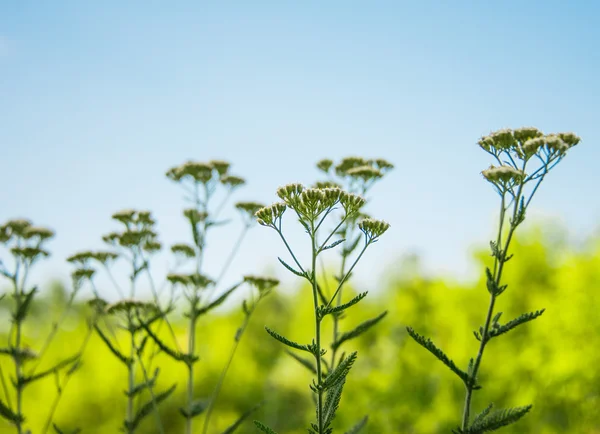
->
(14, 273, 24, 434)
(310, 226, 324, 434)
(276, 229, 307, 276)
(326, 242, 369, 308)
(185, 307, 196, 434)
(330, 250, 348, 368)
(137, 352, 166, 434)
(202, 307, 253, 434)
(126, 324, 136, 434)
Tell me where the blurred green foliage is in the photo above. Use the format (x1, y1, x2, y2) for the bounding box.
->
(1, 225, 598, 433)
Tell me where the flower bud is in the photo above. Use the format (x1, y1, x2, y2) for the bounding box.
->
(359, 218, 390, 241)
(316, 159, 334, 173)
(346, 165, 383, 181)
(22, 226, 55, 241)
(171, 243, 196, 258)
(243, 275, 279, 293)
(220, 175, 246, 189)
(255, 202, 287, 227)
(209, 160, 231, 176)
(340, 192, 366, 215)
(513, 127, 543, 143)
(558, 132, 581, 147)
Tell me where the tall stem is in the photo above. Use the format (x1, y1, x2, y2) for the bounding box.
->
(13, 274, 23, 434)
(310, 227, 324, 433)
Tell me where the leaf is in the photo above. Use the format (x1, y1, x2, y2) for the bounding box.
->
(94, 325, 131, 365)
(140, 320, 196, 364)
(197, 283, 241, 316)
(265, 327, 310, 352)
(125, 372, 157, 397)
(128, 384, 176, 431)
(277, 257, 306, 279)
(322, 377, 345, 428)
(253, 420, 278, 434)
(331, 311, 387, 351)
(0, 397, 23, 424)
(320, 292, 368, 317)
(179, 399, 207, 419)
(472, 403, 494, 426)
(21, 354, 80, 386)
(14, 287, 37, 322)
(345, 416, 368, 434)
(221, 402, 263, 434)
(285, 350, 316, 374)
(321, 352, 357, 391)
(320, 239, 345, 252)
(467, 405, 532, 433)
(52, 424, 81, 434)
(488, 309, 545, 339)
(406, 327, 473, 386)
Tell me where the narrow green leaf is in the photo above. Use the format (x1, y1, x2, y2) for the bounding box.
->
(21, 354, 80, 386)
(331, 311, 387, 351)
(320, 292, 368, 317)
(488, 309, 545, 339)
(0, 397, 23, 424)
(345, 416, 368, 434)
(321, 351, 357, 391)
(221, 402, 263, 434)
(277, 257, 306, 279)
(467, 405, 532, 433)
(472, 403, 494, 426)
(94, 325, 130, 365)
(139, 320, 196, 364)
(52, 423, 81, 434)
(129, 384, 176, 430)
(197, 283, 241, 316)
(322, 377, 345, 428)
(14, 287, 37, 322)
(179, 399, 207, 419)
(265, 327, 310, 352)
(406, 327, 472, 386)
(320, 239, 345, 252)
(253, 420, 278, 434)
(284, 350, 316, 374)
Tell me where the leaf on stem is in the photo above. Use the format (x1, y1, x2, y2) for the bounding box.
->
(284, 349, 316, 374)
(488, 309, 545, 339)
(321, 351, 357, 391)
(221, 402, 264, 434)
(52, 423, 81, 434)
(331, 311, 387, 351)
(465, 404, 532, 433)
(14, 287, 37, 323)
(179, 399, 207, 419)
(197, 283, 241, 316)
(265, 327, 310, 352)
(21, 354, 80, 386)
(277, 257, 307, 279)
(320, 239, 345, 253)
(254, 420, 278, 434)
(0, 398, 23, 424)
(94, 325, 131, 365)
(127, 384, 176, 431)
(406, 327, 474, 387)
(344, 416, 368, 434)
(320, 292, 368, 318)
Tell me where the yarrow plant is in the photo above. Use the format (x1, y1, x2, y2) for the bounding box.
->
(314, 157, 393, 372)
(0, 219, 85, 434)
(406, 127, 581, 433)
(253, 181, 390, 434)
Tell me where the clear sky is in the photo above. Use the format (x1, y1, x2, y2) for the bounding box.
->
(1, 1, 599, 300)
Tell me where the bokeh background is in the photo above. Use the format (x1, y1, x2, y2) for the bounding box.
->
(2, 1, 599, 433)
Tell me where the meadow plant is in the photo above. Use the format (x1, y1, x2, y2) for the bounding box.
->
(0, 219, 85, 434)
(253, 182, 390, 434)
(313, 157, 393, 371)
(406, 127, 581, 433)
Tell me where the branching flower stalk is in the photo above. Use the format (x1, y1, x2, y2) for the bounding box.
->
(253, 184, 390, 434)
(161, 160, 268, 434)
(69, 210, 175, 434)
(314, 157, 393, 369)
(0, 219, 85, 434)
(405, 127, 581, 433)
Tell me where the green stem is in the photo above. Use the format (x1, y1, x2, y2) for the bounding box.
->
(137, 352, 166, 434)
(12, 271, 23, 434)
(186, 307, 197, 434)
(126, 323, 136, 434)
(311, 227, 324, 434)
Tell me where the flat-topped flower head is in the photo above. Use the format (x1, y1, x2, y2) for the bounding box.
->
(313, 180, 342, 190)
(490, 129, 517, 150)
(346, 165, 383, 181)
(316, 159, 334, 173)
(102, 231, 121, 245)
(91, 251, 119, 265)
(167, 272, 214, 289)
(118, 228, 158, 248)
(255, 202, 287, 227)
(183, 208, 208, 223)
(371, 158, 395, 172)
(558, 132, 581, 147)
(340, 192, 366, 215)
(67, 251, 96, 264)
(545, 134, 569, 154)
(359, 218, 390, 242)
(513, 127, 543, 144)
(277, 183, 305, 207)
(522, 137, 546, 158)
(112, 209, 136, 224)
(482, 165, 526, 193)
(2, 219, 32, 237)
(142, 240, 161, 253)
(335, 157, 368, 177)
(235, 202, 265, 220)
(136, 210, 154, 225)
(72, 268, 95, 282)
(220, 175, 246, 189)
(209, 159, 231, 176)
(171, 243, 195, 258)
(243, 275, 279, 293)
(106, 299, 157, 316)
(22, 226, 55, 241)
(11, 247, 49, 261)
(182, 161, 214, 183)
(87, 297, 109, 314)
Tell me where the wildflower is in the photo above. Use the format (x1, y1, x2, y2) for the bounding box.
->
(513, 127, 543, 144)
(183, 209, 208, 223)
(314, 181, 342, 190)
(339, 192, 366, 215)
(209, 160, 231, 176)
(11, 247, 49, 261)
(112, 209, 136, 224)
(22, 226, 55, 241)
(91, 251, 119, 265)
(67, 251, 96, 264)
(102, 231, 121, 245)
(277, 183, 305, 207)
(335, 157, 368, 177)
(545, 134, 569, 154)
(136, 210, 154, 225)
(371, 158, 394, 172)
(106, 299, 157, 315)
(243, 275, 279, 293)
(522, 137, 546, 157)
(181, 161, 214, 183)
(3, 219, 32, 237)
(359, 218, 390, 242)
(235, 202, 265, 220)
(72, 268, 95, 281)
(316, 159, 334, 173)
(490, 128, 517, 150)
(171, 243, 196, 258)
(255, 203, 287, 227)
(143, 241, 162, 253)
(221, 175, 246, 189)
(558, 132, 581, 147)
(346, 165, 383, 181)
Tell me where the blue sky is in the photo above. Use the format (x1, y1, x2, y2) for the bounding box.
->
(1, 1, 599, 299)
